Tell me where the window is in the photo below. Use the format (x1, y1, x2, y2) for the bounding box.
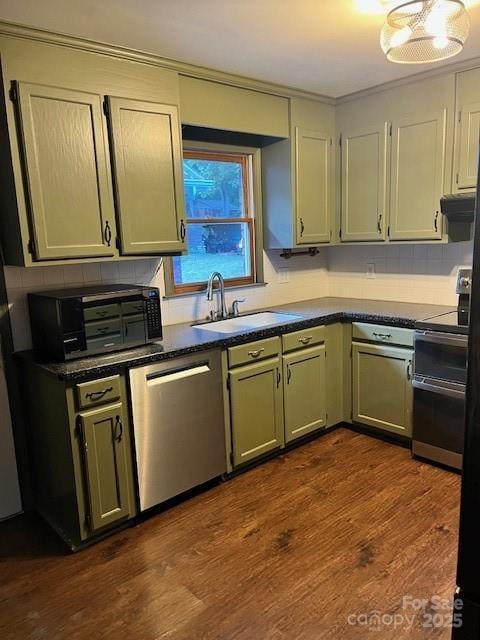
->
(169, 149, 257, 294)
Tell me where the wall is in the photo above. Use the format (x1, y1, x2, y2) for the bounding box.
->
(3, 250, 329, 351)
(327, 241, 473, 305)
(4, 240, 472, 353)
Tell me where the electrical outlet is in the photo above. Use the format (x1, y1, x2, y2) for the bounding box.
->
(277, 267, 290, 284)
(366, 263, 376, 279)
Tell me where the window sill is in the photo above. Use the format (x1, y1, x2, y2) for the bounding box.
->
(163, 281, 268, 300)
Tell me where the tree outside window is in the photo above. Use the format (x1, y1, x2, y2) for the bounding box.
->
(171, 150, 256, 294)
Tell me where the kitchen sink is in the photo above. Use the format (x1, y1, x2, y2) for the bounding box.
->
(192, 311, 302, 334)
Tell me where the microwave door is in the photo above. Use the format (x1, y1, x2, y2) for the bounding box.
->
(123, 315, 147, 347)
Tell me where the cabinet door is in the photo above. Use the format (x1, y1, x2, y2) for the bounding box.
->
(283, 345, 326, 443)
(341, 123, 389, 242)
(352, 342, 413, 437)
(106, 97, 185, 254)
(15, 82, 116, 260)
(455, 101, 480, 191)
(79, 402, 131, 532)
(389, 110, 446, 240)
(295, 127, 331, 245)
(229, 357, 284, 466)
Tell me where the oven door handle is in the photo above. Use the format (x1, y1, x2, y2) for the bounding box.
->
(415, 330, 468, 348)
(412, 376, 466, 399)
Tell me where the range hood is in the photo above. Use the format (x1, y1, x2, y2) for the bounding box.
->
(440, 193, 476, 223)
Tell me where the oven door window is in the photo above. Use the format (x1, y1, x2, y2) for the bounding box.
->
(414, 332, 467, 384)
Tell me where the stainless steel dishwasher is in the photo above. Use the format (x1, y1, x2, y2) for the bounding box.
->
(129, 350, 226, 511)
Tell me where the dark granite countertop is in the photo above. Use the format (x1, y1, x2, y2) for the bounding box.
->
(17, 297, 455, 382)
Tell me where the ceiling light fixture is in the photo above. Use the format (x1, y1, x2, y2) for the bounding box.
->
(380, 0, 471, 63)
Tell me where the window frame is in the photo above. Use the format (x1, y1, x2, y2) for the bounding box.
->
(164, 142, 264, 297)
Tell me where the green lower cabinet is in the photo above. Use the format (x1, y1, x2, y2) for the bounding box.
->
(79, 401, 131, 533)
(229, 357, 284, 466)
(352, 342, 413, 437)
(283, 345, 327, 442)
(21, 363, 137, 549)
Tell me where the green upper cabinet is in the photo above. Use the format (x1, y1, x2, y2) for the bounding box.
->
(389, 109, 446, 241)
(15, 82, 116, 260)
(0, 35, 181, 266)
(340, 122, 389, 242)
(79, 401, 131, 532)
(229, 357, 284, 466)
(262, 97, 334, 249)
(295, 127, 332, 245)
(106, 97, 186, 254)
(454, 67, 480, 192)
(352, 342, 413, 437)
(283, 344, 327, 442)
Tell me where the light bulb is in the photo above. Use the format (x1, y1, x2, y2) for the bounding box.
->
(425, 0, 449, 36)
(433, 34, 449, 47)
(390, 26, 413, 47)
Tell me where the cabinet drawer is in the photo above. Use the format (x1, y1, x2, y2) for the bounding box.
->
(228, 337, 281, 368)
(121, 300, 145, 316)
(85, 318, 122, 339)
(282, 325, 325, 353)
(84, 304, 120, 322)
(76, 375, 122, 409)
(352, 322, 414, 348)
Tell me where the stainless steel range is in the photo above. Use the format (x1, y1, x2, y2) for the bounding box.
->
(412, 268, 471, 470)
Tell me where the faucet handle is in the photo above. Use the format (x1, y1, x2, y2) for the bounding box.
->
(231, 299, 246, 317)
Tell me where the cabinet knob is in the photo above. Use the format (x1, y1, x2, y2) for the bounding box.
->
(299, 218, 305, 237)
(180, 219, 186, 241)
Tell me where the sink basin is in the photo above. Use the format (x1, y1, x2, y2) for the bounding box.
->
(192, 311, 302, 334)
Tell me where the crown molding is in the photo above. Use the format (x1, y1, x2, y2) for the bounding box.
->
(0, 20, 335, 105)
(1, 20, 479, 109)
(337, 54, 480, 104)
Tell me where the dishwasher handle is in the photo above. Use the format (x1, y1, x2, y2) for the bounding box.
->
(146, 362, 211, 386)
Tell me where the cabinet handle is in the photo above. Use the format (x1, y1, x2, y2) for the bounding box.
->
(377, 213, 382, 234)
(96, 326, 110, 335)
(180, 219, 186, 241)
(298, 336, 313, 345)
(276, 369, 281, 387)
(85, 387, 113, 401)
(407, 361, 412, 381)
(104, 221, 112, 247)
(434, 211, 439, 232)
(248, 348, 265, 359)
(114, 415, 123, 443)
(299, 217, 305, 237)
(287, 366, 292, 384)
(372, 332, 392, 340)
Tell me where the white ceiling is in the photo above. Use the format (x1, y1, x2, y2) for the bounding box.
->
(1, 0, 480, 97)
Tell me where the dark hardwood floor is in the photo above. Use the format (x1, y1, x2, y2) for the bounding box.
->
(0, 428, 460, 640)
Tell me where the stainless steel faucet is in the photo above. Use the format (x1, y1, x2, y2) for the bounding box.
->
(206, 272, 228, 320)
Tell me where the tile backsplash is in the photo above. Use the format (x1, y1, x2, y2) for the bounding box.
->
(3, 241, 473, 352)
(327, 241, 473, 305)
(4, 250, 329, 351)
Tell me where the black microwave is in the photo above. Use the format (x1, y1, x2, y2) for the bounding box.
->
(28, 284, 162, 362)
